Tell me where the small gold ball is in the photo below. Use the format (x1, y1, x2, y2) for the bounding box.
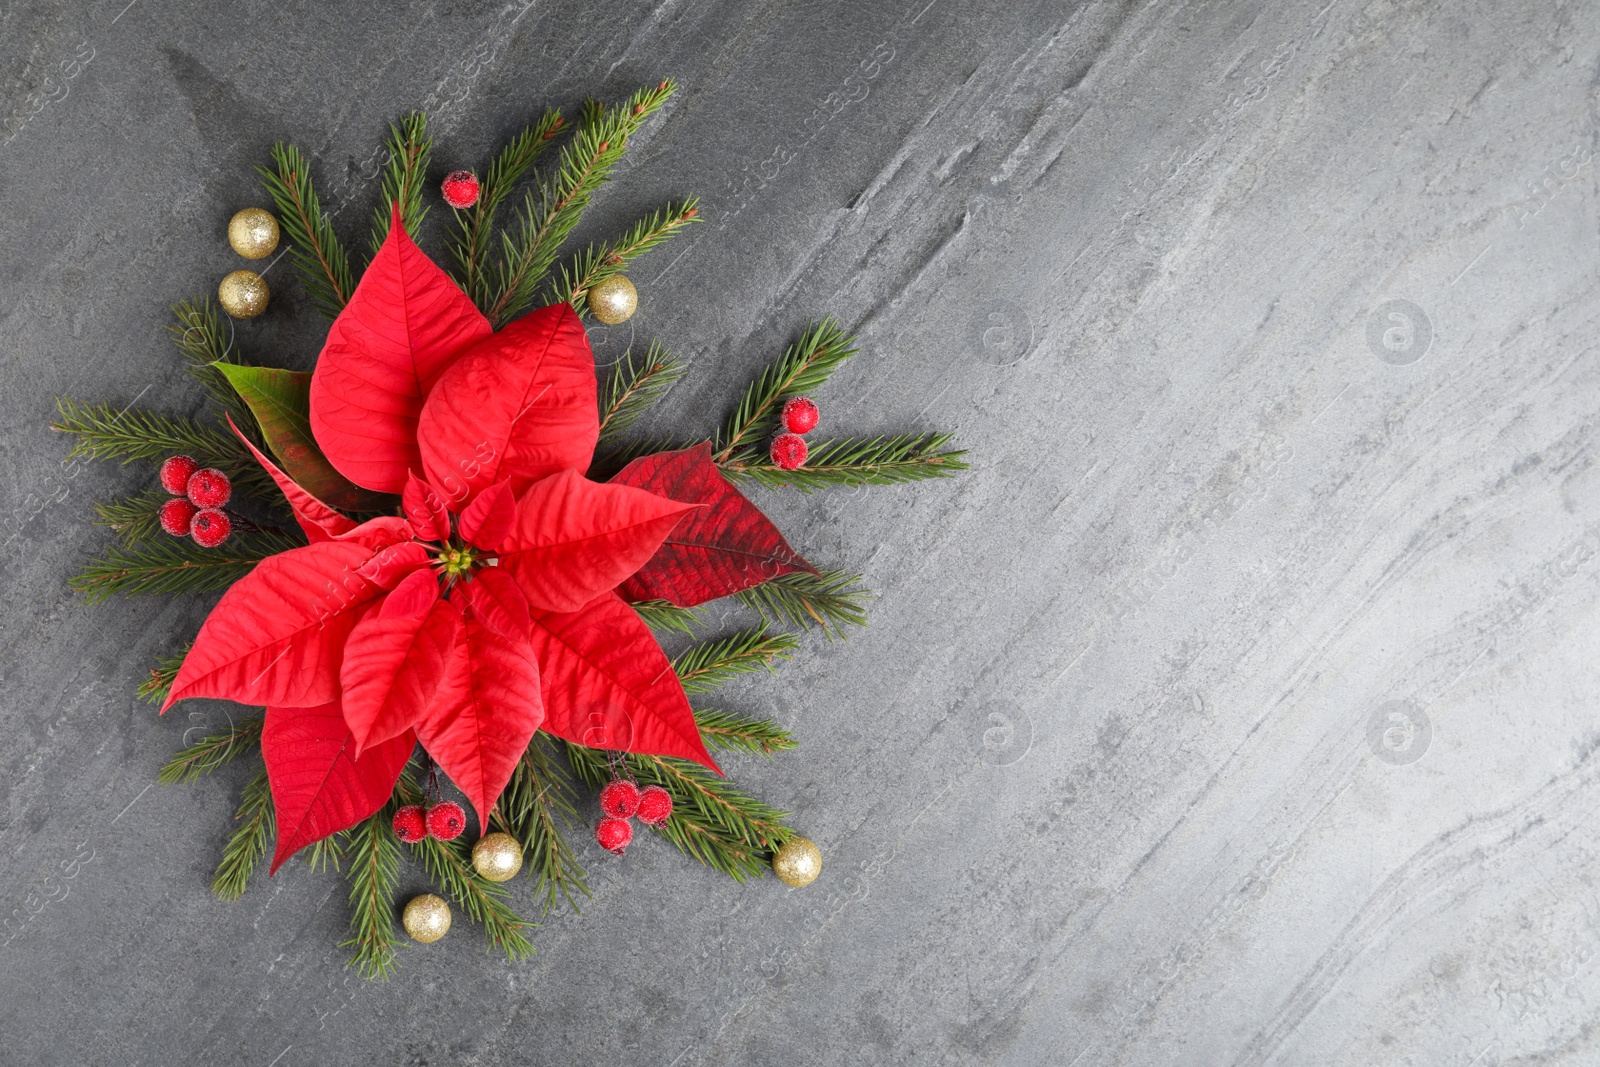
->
(227, 207, 280, 259)
(587, 273, 638, 325)
(218, 269, 269, 319)
(402, 893, 451, 943)
(471, 832, 524, 883)
(772, 835, 822, 888)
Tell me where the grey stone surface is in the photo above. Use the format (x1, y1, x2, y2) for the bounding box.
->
(2, 0, 1597, 1063)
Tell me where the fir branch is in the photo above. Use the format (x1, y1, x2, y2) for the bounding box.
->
(305, 834, 346, 874)
(596, 341, 687, 444)
(51, 398, 273, 497)
(493, 736, 589, 915)
(720, 432, 969, 492)
(212, 763, 273, 902)
(672, 627, 798, 694)
(167, 297, 253, 429)
(93, 489, 170, 545)
(487, 81, 677, 327)
(258, 142, 354, 319)
(70, 529, 302, 603)
(736, 568, 872, 640)
(341, 807, 404, 980)
(451, 108, 566, 310)
(158, 712, 260, 783)
(693, 708, 797, 757)
(368, 112, 431, 259)
(549, 199, 701, 312)
(715, 319, 858, 463)
(565, 743, 794, 882)
(630, 599, 705, 635)
(137, 642, 191, 705)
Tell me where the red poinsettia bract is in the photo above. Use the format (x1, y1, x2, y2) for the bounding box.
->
(163, 211, 727, 871)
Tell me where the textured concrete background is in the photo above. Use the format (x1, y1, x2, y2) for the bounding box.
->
(2, 0, 1597, 1063)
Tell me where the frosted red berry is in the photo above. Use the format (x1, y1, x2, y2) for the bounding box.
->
(770, 432, 808, 470)
(186, 468, 232, 508)
(159, 497, 198, 537)
(391, 804, 427, 844)
(599, 779, 641, 819)
(596, 815, 633, 855)
(190, 508, 231, 547)
(425, 801, 467, 841)
(782, 396, 819, 435)
(636, 785, 673, 826)
(159, 455, 200, 495)
(441, 170, 480, 209)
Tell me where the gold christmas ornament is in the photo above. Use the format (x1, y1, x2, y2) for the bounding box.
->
(218, 270, 269, 319)
(586, 273, 638, 325)
(471, 832, 524, 883)
(402, 893, 451, 943)
(227, 207, 280, 259)
(772, 835, 822, 888)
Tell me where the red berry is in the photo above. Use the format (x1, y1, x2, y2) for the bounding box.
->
(441, 170, 480, 209)
(770, 433, 808, 470)
(391, 804, 427, 844)
(159, 455, 199, 495)
(636, 785, 673, 826)
(186, 468, 232, 508)
(782, 396, 820, 435)
(425, 802, 467, 841)
(599, 779, 640, 819)
(190, 508, 231, 548)
(158, 497, 197, 536)
(595, 816, 633, 855)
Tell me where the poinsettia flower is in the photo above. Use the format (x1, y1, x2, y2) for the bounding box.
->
(163, 210, 720, 870)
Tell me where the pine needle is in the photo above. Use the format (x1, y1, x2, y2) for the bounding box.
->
(368, 112, 431, 259)
(305, 833, 347, 874)
(692, 709, 797, 757)
(672, 627, 798, 693)
(451, 107, 567, 309)
(630, 599, 705, 635)
(158, 712, 260, 783)
(341, 807, 404, 980)
(549, 199, 700, 313)
(258, 142, 354, 319)
(720, 432, 970, 492)
(715, 319, 859, 463)
(52, 398, 273, 497)
(493, 736, 590, 915)
(70, 529, 302, 602)
(137, 643, 191, 705)
(596, 341, 687, 443)
(212, 763, 273, 901)
(736, 568, 872, 640)
(167, 297, 253, 430)
(93, 489, 170, 545)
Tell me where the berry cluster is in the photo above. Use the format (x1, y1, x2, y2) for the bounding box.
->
(157, 455, 233, 547)
(769, 396, 820, 471)
(594, 778, 673, 856)
(391, 801, 468, 844)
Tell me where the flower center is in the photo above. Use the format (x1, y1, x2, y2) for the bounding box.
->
(437, 545, 476, 578)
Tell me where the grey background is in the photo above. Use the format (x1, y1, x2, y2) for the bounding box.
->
(1, 0, 1596, 1063)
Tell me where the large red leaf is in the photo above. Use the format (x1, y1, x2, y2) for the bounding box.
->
(612, 443, 816, 606)
(418, 578, 544, 833)
(230, 415, 357, 542)
(309, 206, 493, 494)
(162, 539, 397, 711)
(529, 591, 719, 772)
(262, 702, 414, 873)
(415, 303, 598, 508)
(495, 469, 700, 613)
(340, 569, 462, 754)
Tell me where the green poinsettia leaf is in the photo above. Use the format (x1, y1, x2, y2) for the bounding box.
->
(213, 363, 390, 513)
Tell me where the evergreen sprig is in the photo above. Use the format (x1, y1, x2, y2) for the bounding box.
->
(305, 834, 346, 874)
(258, 142, 354, 319)
(494, 736, 589, 915)
(93, 489, 169, 545)
(137, 643, 191, 705)
(52, 398, 273, 497)
(168, 297, 253, 430)
(692, 709, 797, 757)
(737, 568, 872, 639)
(631, 599, 704, 635)
(672, 627, 798, 693)
(597, 341, 686, 443)
(487, 81, 677, 327)
(341, 807, 404, 980)
(451, 108, 567, 309)
(212, 763, 273, 902)
(715, 319, 858, 463)
(721, 432, 969, 492)
(368, 112, 431, 259)
(549, 199, 701, 312)
(158, 713, 261, 784)
(70, 529, 302, 602)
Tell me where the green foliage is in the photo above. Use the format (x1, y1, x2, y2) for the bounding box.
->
(93, 489, 169, 546)
(212, 763, 274, 902)
(258, 142, 354, 319)
(549, 199, 700, 312)
(52, 398, 275, 498)
(672, 627, 798, 693)
(341, 806, 404, 980)
(721, 432, 969, 492)
(167, 297, 253, 430)
(451, 108, 566, 309)
(715, 319, 858, 463)
(494, 736, 590, 915)
(736, 568, 872, 639)
(487, 81, 677, 327)
(158, 712, 260, 783)
(596, 341, 686, 444)
(305, 834, 346, 874)
(630, 599, 704, 635)
(692, 708, 797, 757)
(70, 529, 302, 602)
(368, 112, 431, 258)
(137, 643, 191, 705)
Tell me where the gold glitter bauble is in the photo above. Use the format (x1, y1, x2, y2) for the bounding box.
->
(471, 832, 524, 883)
(772, 836, 822, 888)
(227, 207, 280, 259)
(218, 270, 269, 319)
(402, 893, 451, 943)
(586, 273, 638, 325)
